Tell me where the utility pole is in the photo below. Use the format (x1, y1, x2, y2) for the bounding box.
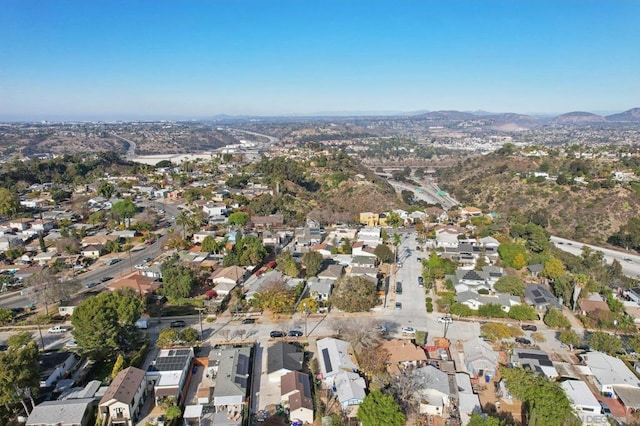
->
(195, 307, 206, 341)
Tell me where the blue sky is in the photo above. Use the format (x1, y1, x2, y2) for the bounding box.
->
(1, 0, 639, 120)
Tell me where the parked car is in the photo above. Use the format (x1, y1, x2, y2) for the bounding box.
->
(170, 320, 186, 328)
(521, 324, 538, 331)
(418, 276, 424, 287)
(270, 331, 284, 338)
(106, 258, 121, 266)
(395, 282, 403, 294)
(401, 326, 416, 335)
(416, 257, 422, 262)
(143, 257, 153, 262)
(48, 325, 70, 334)
(85, 282, 99, 289)
(600, 401, 612, 416)
(395, 302, 402, 310)
(241, 318, 256, 324)
(515, 337, 532, 345)
(374, 324, 388, 334)
(438, 316, 453, 324)
(65, 340, 78, 348)
(100, 276, 113, 282)
(287, 330, 303, 337)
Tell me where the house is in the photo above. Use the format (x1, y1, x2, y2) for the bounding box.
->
(0, 235, 24, 251)
(81, 244, 103, 259)
(243, 270, 300, 302)
(251, 214, 284, 229)
(351, 255, 376, 267)
(40, 352, 80, 388)
(146, 347, 194, 405)
(316, 337, 358, 383)
(578, 294, 610, 317)
(281, 371, 314, 425)
(26, 398, 94, 426)
(309, 242, 333, 258)
(107, 271, 162, 296)
(208, 346, 251, 411)
(333, 371, 366, 410)
(413, 365, 454, 416)
(359, 212, 381, 227)
(99, 367, 147, 426)
(307, 277, 333, 302)
(511, 349, 558, 379)
(9, 218, 33, 231)
(317, 264, 344, 281)
(527, 264, 544, 278)
(31, 219, 55, 233)
(356, 226, 382, 248)
(202, 203, 227, 217)
(455, 373, 482, 425)
(524, 284, 563, 311)
(261, 230, 282, 248)
(211, 266, 246, 288)
(140, 265, 162, 279)
(192, 231, 218, 245)
(81, 234, 118, 247)
(348, 266, 378, 280)
(582, 351, 640, 397)
(455, 291, 520, 312)
(111, 230, 137, 240)
(380, 339, 428, 376)
(267, 342, 304, 382)
(294, 226, 322, 246)
(560, 380, 603, 425)
(462, 338, 499, 380)
(450, 268, 490, 294)
(623, 287, 640, 305)
(435, 225, 465, 248)
(33, 250, 58, 265)
(424, 207, 448, 223)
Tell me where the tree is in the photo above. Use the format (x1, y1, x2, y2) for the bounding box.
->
(374, 244, 394, 264)
(157, 328, 180, 348)
(301, 251, 323, 277)
(331, 276, 377, 312)
(25, 269, 80, 316)
(385, 211, 403, 229)
(276, 251, 300, 278)
(223, 235, 267, 267)
(0, 333, 40, 415)
(252, 280, 295, 314)
(497, 242, 528, 269)
(180, 327, 199, 345)
(97, 181, 115, 200)
(297, 297, 319, 314)
(88, 210, 106, 226)
(542, 257, 565, 280)
(111, 353, 126, 379)
(160, 258, 195, 302)
(588, 331, 622, 355)
(200, 236, 217, 253)
(494, 275, 525, 296)
(468, 414, 504, 426)
(480, 323, 523, 341)
(111, 199, 137, 227)
(501, 367, 577, 426)
(543, 308, 571, 329)
(357, 390, 405, 426)
(228, 211, 250, 227)
(508, 304, 538, 321)
(478, 304, 507, 318)
(0, 188, 19, 217)
(71, 289, 144, 360)
(0, 308, 12, 325)
(559, 330, 580, 348)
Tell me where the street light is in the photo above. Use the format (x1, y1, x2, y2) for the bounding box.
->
(303, 303, 310, 337)
(614, 319, 618, 336)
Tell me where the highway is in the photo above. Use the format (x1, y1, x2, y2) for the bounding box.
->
(550, 236, 640, 278)
(388, 180, 459, 210)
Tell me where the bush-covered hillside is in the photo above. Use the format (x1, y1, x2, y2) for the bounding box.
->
(436, 147, 640, 244)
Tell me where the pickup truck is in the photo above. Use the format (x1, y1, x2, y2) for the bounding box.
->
(47, 325, 70, 334)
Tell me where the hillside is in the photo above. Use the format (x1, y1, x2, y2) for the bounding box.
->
(606, 107, 640, 122)
(436, 152, 640, 244)
(550, 111, 606, 125)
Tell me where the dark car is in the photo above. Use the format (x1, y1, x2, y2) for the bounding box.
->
(270, 331, 284, 338)
(395, 282, 403, 294)
(521, 324, 537, 331)
(241, 318, 256, 324)
(287, 330, 303, 337)
(85, 282, 99, 289)
(100, 276, 113, 283)
(170, 320, 186, 328)
(515, 337, 532, 345)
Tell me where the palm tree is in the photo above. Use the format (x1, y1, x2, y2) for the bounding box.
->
(175, 211, 191, 239)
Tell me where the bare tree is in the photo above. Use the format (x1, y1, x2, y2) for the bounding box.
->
(218, 329, 230, 341)
(390, 369, 423, 416)
(237, 329, 247, 340)
(25, 269, 80, 316)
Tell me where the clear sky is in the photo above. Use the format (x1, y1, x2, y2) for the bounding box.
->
(1, 0, 639, 120)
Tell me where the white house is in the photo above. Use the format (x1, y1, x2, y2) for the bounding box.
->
(316, 337, 358, 384)
(202, 203, 227, 217)
(582, 351, 640, 397)
(560, 380, 603, 425)
(146, 347, 194, 405)
(413, 365, 454, 416)
(333, 371, 366, 410)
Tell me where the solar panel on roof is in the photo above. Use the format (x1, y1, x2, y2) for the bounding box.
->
(322, 348, 333, 374)
(235, 376, 248, 389)
(532, 289, 542, 297)
(236, 354, 250, 375)
(534, 297, 546, 303)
